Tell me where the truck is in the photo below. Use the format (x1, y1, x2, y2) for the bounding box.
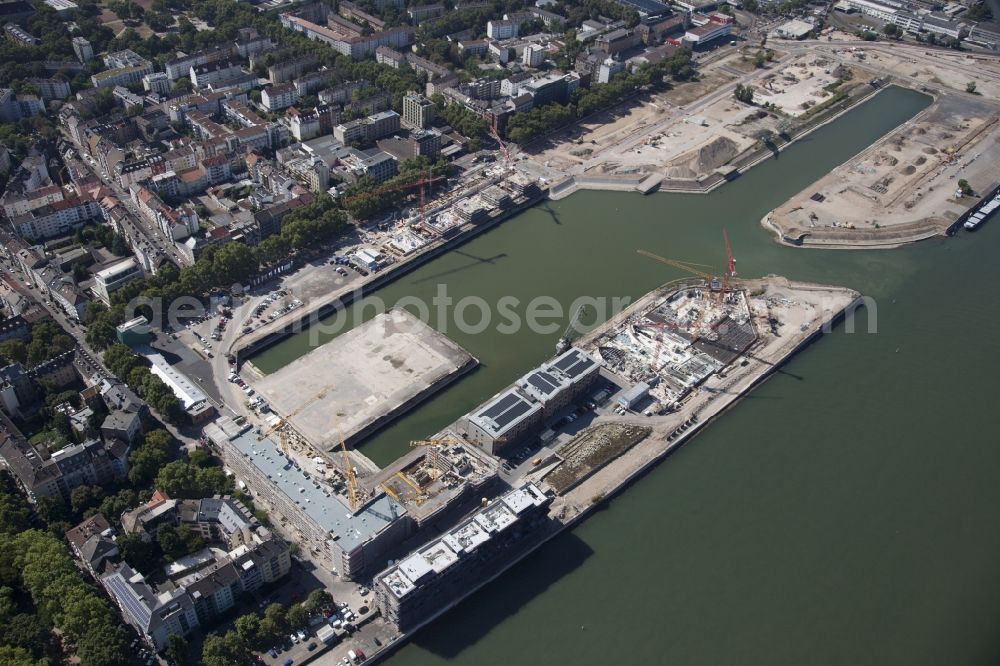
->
(315, 624, 337, 645)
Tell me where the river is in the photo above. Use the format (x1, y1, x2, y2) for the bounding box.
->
(253, 86, 1000, 664)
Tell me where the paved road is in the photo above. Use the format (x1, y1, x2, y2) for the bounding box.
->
(69, 146, 187, 266)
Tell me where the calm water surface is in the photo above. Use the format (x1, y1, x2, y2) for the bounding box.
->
(257, 87, 1000, 665)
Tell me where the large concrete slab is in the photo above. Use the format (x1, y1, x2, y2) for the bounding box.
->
(252, 309, 476, 451)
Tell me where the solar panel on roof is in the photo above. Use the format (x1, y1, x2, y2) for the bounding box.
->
(494, 398, 532, 429)
(107, 575, 151, 627)
(527, 371, 559, 394)
(480, 392, 521, 420)
(553, 352, 578, 371)
(564, 358, 594, 378)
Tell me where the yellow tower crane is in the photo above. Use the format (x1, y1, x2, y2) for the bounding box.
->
(335, 416, 359, 512)
(409, 436, 458, 448)
(636, 250, 721, 291)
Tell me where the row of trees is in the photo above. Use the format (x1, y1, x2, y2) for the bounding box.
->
(101, 344, 182, 422)
(197, 589, 334, 666)
(434, 97, 490, 150)
(82, 196, 348, 357)
(340, 155, 454, 220)
(506, 50, 696, 145)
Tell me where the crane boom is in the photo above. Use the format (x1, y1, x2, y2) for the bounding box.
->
(723, 230, 736, 278)
(489, 116, 511, 168)
(636, 250, 717, 282)
(335, 417, 358, 511)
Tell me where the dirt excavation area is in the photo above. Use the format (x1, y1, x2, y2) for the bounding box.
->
(591, 96, 767, 180)
(539, 51, 884, 182)
(858, 46, 1000, 102)
(534, 52, 859, 182)
(753, 59, 873, 117)
(765, 93, 1000, 248)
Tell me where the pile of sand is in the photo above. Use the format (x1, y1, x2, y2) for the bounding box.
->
(663, 136, 740, 179)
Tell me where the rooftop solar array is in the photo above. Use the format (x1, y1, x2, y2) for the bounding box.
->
(105, 572, 152, 629)
(474, 388, 540, 433)
(551, 348, 598, 379)
(526, 370, 561, 397)
(479, 391, 523, 421)
(619, 0, 670, 13)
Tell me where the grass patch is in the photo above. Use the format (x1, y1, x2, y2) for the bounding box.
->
(546, 424, 652, 494)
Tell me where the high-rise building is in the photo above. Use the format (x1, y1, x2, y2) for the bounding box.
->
(402, 92, 435, 130)
(72, 35, 93, 63)
(522, 44, 544, 67)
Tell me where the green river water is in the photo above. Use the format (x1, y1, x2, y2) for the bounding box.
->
(253, 86, 1000, 664)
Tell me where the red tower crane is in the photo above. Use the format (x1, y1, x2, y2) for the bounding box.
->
(489, 115, 511, 168)
(345, 169, 445, 227)
(722, 230, 737, 298)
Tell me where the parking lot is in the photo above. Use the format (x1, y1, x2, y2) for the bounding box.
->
(500, 375, 631, 479)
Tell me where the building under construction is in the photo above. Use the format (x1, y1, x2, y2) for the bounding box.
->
(590, 286, 757, 410)
(365, 434, 500, 530)
(205, 417, 500, 581)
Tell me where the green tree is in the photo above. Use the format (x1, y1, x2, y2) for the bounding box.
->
(116, 534, 160, 574)
(35, 496, 69, 524)
(262, 602, 288, 638)
(201, 631, 251, 666)
(0, 645, 47, 666)
(286, 603, 310, 629)
(102, 344, 142, 379)
(304, 588, 333, 614)
(235, 613, 267, 650)
(0, 339, 27, 364)
(734, 83, 755, 104)
(70, 485, 104, 516)
(164, 634, 193, 666)
(154, 461, 231, 499)
(0, 586, 16, 622)
(966, 81, 977, 94)
(6, 613, 50, 654)
(98, 489, 138, 522)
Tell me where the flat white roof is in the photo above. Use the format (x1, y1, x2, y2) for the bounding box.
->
(442, 520, 490, 554)
(141, 348, 209, 409)
(501, 485, 545, 515)
(474, 502, 518, 533)
(95, 257, 138, 281)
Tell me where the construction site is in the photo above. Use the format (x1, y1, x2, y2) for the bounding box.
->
(594, 282, 757, 411)
(365, 269, 863, 636)
(765, 91, 1000, 247)
(529, 50, 875, 185)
